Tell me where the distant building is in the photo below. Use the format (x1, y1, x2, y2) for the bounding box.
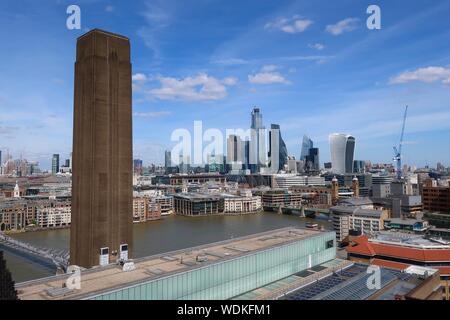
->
(152, 196, 173, 216)
(268, 124, 288, 173)
(227, 134, 244, 173)
(36, 204, 71, 228)
(258, 189, 302, 209)
(371, 174, 393, 198)
(133, 159, 143, 176)
(164, 150, 172, 169)
(222, 192, 262, 214)
(0, 197, 71, 231)
(305, 147, 320, 172)
(383, 218, 429, 233)
(173, 193, 224, 216)
(170, 174, 226, 186)
(353, 160, 366, 173)
(250, 107, 267, 173)
(423, 179, 450, 214)
(133, 197, 162, 223)
(330, 206, 389, 242)
(329, 133, 355, 174)
(51, 154, 59, 175)
(273, 174, 325, 189)
(300, 135, 313, 161)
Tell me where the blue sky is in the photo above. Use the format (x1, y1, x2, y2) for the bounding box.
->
(0, 0, 450, 169)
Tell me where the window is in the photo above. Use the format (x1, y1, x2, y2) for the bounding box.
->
(326, 240, 334, 249)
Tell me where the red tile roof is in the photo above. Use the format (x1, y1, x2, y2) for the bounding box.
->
(347, 235, 450, 262)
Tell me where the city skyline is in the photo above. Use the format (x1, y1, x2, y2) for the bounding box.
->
(1, 0, 450, 169)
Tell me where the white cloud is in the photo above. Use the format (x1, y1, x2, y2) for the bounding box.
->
(261, 64, 278, 72)
(212, 58, 248, 65)
(149, 73, 237, 101)
(222, 77, 238, 86)
(105, 5, 114, 12)
(133, 111, 171, 118)
(137, 1, 172, 58)
(326, 18, 359, 35)
(265, 16, 313, 34)
(248, 66, 290, 85)
(390, 66, 450, 85)
(132, 73, 148, 82)
(308, 43, 325, 50)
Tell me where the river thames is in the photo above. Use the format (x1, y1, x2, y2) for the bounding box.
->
(4, 212, 332, 283)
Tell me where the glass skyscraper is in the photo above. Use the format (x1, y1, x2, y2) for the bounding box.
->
(250, 107, 266, 173)
(51, 154, 59, 174)
(268, 124, 288, 173)
(300, 135, 313, 161)
(329, 133, 356, 174)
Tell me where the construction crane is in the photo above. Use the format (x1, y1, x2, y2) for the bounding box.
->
(393, 105, 408, 180)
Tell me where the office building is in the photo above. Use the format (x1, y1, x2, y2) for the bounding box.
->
(260, 189, 303, 209)
(268, 124, 288, 173)
(423, 179, 450, 214)
(329, 133, 355, 174)
(383, 218, 429, 233)
(169, 174, 226, 185)
(164, 150, 171, 169)
(300, 135, 313, 161)
(132, 197, 162, 223)
(51, 154, 60, 175)
(330, 206, 389, 242)
(305, 148, 320, 172)
(372, 174, 392, 198)
(273, 174, 325, 189)
(70, 29, 133, 268)
(353, 160, 366, 173)
(151, 196, 173, 216)
(227, 134, 244, 173)
(173, 193, 224, 216)
(36, 205, 71, 228)
(222, 192, 262, 214)
(133, 159, 143, 176)
(250, 107, 266, 173)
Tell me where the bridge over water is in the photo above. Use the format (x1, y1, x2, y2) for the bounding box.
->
(0, 232, 69, 273)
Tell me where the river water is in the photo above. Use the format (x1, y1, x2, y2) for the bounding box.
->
(4, 212, 332, 283)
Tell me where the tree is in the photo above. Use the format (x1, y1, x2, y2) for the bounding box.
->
(0, 250, 18, 300)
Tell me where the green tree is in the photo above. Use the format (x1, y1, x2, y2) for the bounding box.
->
(0, 251, 18, 300)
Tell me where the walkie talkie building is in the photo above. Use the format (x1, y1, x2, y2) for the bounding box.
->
(329, 134, 356, 174)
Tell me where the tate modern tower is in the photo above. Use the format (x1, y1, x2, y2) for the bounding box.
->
(70, 29, 133, 268)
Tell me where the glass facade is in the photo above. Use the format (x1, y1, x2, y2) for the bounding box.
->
(88, 232, 336, 300)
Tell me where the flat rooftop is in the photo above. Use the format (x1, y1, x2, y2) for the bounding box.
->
(371, 231, 450, 248)
(17, 227, 326, 300)
(173, 192, 222, 200)
(280, 262, 435, 300)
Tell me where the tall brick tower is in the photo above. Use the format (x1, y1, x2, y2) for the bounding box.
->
(70, 29, 133, 268)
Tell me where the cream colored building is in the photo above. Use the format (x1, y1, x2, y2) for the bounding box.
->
(36, 206, 71, 228)
(223, 194, 262, 214)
